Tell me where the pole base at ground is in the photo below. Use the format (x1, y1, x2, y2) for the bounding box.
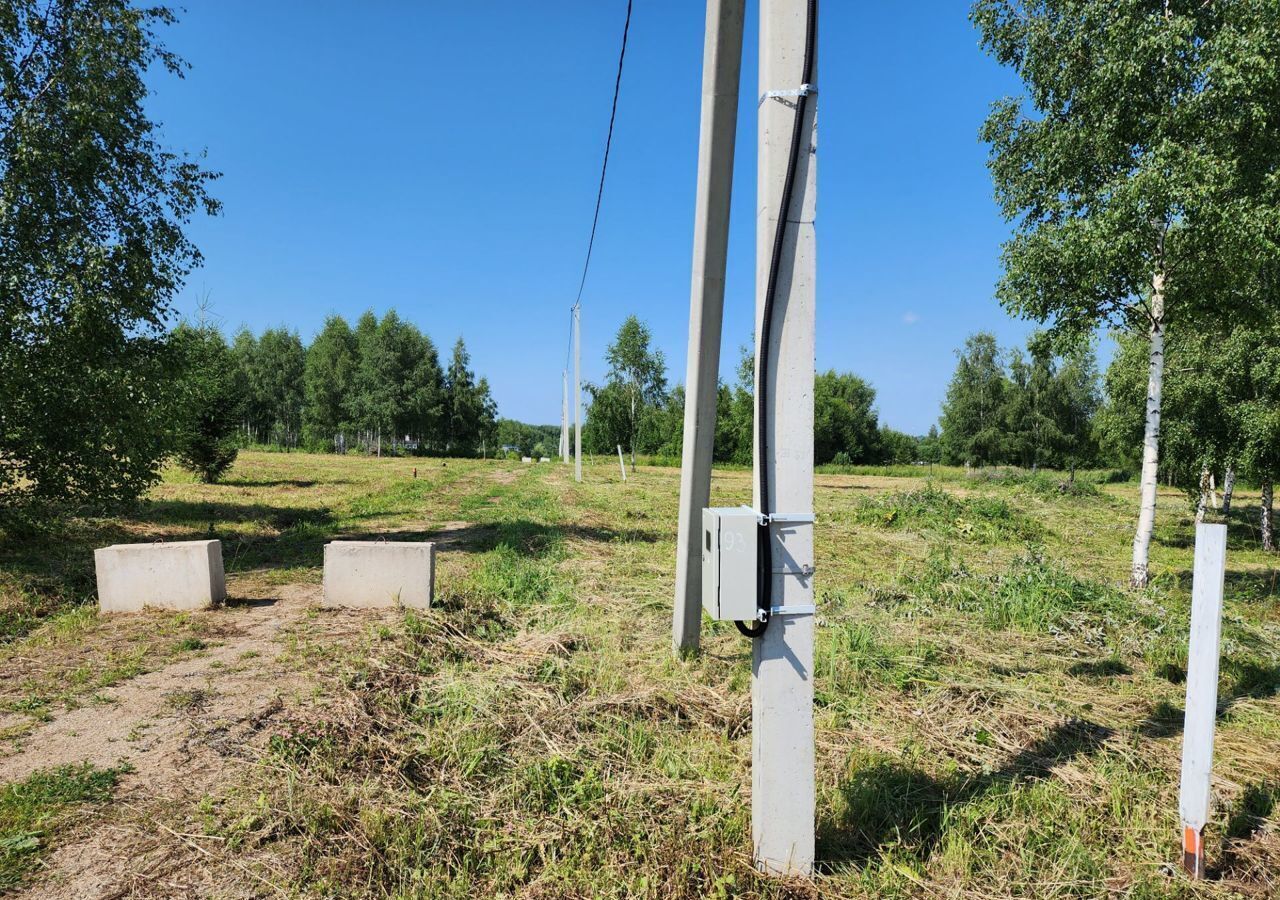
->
(1182, 825, 1205, 879)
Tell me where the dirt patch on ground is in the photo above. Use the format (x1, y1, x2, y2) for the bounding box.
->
(8, 579, 390, 899)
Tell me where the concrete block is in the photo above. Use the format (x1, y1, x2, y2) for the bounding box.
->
(94, 540, 225, 613)
(323, 541, 434, 609)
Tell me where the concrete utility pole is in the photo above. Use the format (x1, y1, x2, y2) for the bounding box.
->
(561, 370, 570, 463)
(672, 0, 745, 656)
(753, 0, 817, 876)
(574, 305, 583, 483)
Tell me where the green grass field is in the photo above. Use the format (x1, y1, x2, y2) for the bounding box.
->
(0, 451, 1277, 898)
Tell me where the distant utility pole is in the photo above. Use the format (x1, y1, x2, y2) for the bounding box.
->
(672, 0, 745, 656)
(574, 305, 583, 483)
(561, 370, 570, 463)
(753, 0, 817, 877)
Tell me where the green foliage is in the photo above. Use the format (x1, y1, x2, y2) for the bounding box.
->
(814, 370, 881, 465)
(1102, 316, 1280, 505)
(973, 0, 1280, 338)
(1005, 336, 1100, 471)
(1095, 331, 1150, 471)
(171, 322, 241, 483)
(941, 332, 1102, 470)
(231, 326, 305, 447)
(443, 337, 497, 455)
(302, 315, 358, 447)
(877, 427, 921, 465)
(581, 326, 899, 467)
(851, 485, 1042, 543)
(979, 469, 1101, 500)
(495, 419, 559, 458)
(232, 311, 496, 457)
(940, 333, 1010, 466)
(585, 316, 669, 460)
(0, 1, 218, 504)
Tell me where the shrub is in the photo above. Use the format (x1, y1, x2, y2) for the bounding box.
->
(851, 485, 1042, 543)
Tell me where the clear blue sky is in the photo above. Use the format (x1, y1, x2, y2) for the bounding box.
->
(146, 0, 1045, 435)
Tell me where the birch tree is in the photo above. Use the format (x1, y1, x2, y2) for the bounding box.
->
(1232, 324, 1280, 552)
(973, 0, 1280, 586)
(0, 1, 218, 502)
(303, 316, 357, 449)
(939, 333, 1009, 467)
(603, 316, 667, 467)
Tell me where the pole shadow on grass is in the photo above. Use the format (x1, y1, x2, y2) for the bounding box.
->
(1166, 567, 1280, 606)
(1209, 780, 1280, 881)
(1138, 660, 1280, 738)
(429, 520, 660, 557)
(816, 717, 1113, 870)
(217, 478, 354, 488)
(1155, 511, 1273, 554)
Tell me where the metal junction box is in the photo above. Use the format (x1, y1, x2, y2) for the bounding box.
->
(701, 506, 759, 621)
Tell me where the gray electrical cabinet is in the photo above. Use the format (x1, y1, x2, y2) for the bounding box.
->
(701, 506, 759, 621)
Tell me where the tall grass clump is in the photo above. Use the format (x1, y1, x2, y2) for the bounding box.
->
(851, 485, 1042, 543)
(816, 621, 938, 702)
(466, 543, 572, 615)
(900, 548, 1140, 634)
(971, 469, 1104, 500)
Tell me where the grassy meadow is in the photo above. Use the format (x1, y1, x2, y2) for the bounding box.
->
(0, 451, 1277, 898)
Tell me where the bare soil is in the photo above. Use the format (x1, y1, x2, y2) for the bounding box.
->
(6, 579, 387, 899)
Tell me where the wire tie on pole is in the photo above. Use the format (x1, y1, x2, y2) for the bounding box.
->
(758, 83, 818, 106)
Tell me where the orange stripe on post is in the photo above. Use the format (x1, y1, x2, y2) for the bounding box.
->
(1182, 825, 1204, 879)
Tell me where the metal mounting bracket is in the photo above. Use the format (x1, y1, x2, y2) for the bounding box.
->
(759, 83, 818, 106)
(769, 604, 816, 616)
(773, 562, 815, 577)
(767, 512, 815, 525)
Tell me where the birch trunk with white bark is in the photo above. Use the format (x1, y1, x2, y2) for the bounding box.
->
(1196, 468, 1211, 523)
(1263, 479, 1274, 552)
(1222, 466, 1236, 516)
(1131, 273, 1166, 588)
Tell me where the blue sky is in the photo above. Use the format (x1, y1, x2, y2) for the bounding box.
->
(146, 1, 1042, 435)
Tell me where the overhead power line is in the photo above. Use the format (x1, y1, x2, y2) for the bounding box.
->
(572, 0, 633, 311)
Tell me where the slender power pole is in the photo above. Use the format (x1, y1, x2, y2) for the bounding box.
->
(672, 0, 745, 655)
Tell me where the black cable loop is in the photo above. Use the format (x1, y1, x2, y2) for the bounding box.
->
(737, 0, 817, 640)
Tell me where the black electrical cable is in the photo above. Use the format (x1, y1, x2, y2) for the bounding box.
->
(736, 0, 817, 640)
(573, 0, 632, 311)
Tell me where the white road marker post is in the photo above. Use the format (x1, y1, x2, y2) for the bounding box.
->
(753, 0, 817, 877)
(673, 0, 745, 655)
(617, 444, 627, 482)
(1179, 522, 1228, 879)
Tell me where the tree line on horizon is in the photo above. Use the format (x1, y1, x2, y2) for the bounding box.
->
(938, 332, 1101, 474)
(173, 310, 500, 481)
(578, 316, 924, 469)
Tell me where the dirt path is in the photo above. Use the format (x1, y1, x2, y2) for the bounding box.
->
(8, 579, 390, 899)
